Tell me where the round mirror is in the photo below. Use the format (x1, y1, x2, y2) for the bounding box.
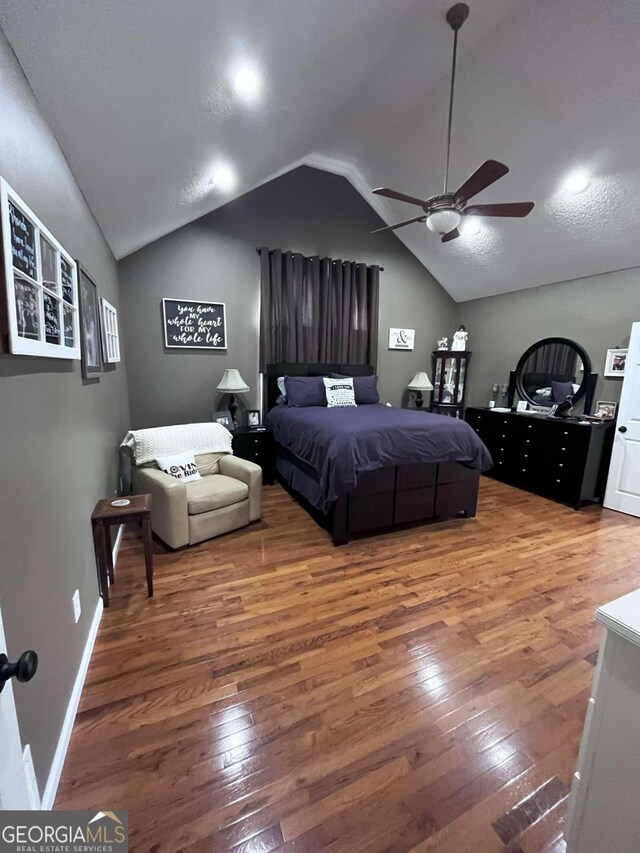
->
(515, 337, 591, 408)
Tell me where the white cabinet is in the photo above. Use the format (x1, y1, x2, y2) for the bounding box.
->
(565, 588, 640, 852)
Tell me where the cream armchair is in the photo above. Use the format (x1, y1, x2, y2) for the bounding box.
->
(132, 451, 262, 549)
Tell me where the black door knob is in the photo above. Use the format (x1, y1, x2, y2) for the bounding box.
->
(619, 426, 628, 433)
(0, 650, 38, 693)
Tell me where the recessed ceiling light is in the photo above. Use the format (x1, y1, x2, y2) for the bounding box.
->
(562, 169, 591, 193)
(210, 163, 237, 193)
(231, 63, 262, 102)
(462, 217, 481, 236)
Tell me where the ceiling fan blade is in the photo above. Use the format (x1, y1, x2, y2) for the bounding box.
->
(441, 228, 461, 243)
(453, 160, 509, 203)
(464, 202, 534, 218)
(372, 187, 427, 207)
(372, 216, 426, 234)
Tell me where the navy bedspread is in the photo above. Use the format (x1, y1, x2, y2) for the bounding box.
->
(267, 404, 492, 510)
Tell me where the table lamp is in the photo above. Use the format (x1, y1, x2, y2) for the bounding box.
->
(407, 371, 434, 409)
(216, 368, 249, 426)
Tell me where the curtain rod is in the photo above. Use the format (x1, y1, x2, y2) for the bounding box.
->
(256, 246, 384, 271)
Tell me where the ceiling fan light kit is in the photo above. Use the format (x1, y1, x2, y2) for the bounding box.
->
(371, 3, 534, 243)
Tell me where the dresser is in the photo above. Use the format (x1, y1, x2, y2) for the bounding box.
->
(565, 589, 640, 852)
(465, 407, 613, 509)
(232, 427, 275, 484)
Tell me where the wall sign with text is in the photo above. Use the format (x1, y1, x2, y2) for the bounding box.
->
(162, 298, 227, 350)
(0, 177, 80, 359)
(388, 328, 415, 351)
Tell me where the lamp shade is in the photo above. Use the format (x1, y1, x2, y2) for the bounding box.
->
(216, 368, 249, 393)
(407, 371, 434, 391)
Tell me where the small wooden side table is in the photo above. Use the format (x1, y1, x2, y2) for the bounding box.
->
(91, 494, 153, 607)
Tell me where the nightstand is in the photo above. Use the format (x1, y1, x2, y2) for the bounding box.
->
(232, 427, 275, 484)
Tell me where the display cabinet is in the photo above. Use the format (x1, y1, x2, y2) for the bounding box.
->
(430, 350, 471, 418)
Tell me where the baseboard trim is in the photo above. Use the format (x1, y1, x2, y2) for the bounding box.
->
(41, 596, 103, 809)
(112, 523, 124, 568)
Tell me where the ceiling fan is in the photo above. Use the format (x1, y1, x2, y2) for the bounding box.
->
(371, 2, 534, 243)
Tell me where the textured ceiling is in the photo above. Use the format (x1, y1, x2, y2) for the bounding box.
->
(1, 0, 639, 301)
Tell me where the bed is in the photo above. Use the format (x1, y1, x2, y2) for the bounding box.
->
(264, 362, 492, 545)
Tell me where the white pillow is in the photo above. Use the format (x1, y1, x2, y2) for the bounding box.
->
(323, 376, 356, 408)
(277, 376, 287, 397)
(155, 450, 202, 483)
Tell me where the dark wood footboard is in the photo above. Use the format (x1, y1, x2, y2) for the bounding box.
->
(276, 452, 480, 545)
(330, 461, 479, 545)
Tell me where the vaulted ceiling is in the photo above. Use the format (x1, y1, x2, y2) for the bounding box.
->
(1, 0, 639, 301)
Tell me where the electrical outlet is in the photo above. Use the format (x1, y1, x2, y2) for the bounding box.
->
(72, 589, 81, 623)
(22, 744, 41, 809)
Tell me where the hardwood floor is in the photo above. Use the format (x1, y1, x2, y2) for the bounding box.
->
(56, 479, 640, 852)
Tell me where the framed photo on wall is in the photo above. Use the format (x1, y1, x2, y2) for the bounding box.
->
(604, 348, 627, 377)
(0, 177, 80, 359)
(99, 297, 121, 363)
(388, 328, 415, 350)
(77, 262, 102, 379)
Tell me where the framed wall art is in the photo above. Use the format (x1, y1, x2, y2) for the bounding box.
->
(0, 177, 80, 359)
(99, 297, 121, 363)
(388, 328, 415, 351)
(604, 348, 627, 377)
(77, 262, 102, 379)
(162, 298, 227, 349)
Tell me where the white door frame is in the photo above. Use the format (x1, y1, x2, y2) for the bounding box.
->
(605, 322, 640, 517)
(0, 602, 32, 809)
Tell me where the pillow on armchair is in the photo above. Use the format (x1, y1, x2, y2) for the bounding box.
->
(155, 451, 201, 482)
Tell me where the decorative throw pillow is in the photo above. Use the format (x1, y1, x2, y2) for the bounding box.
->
(285, 376, 327, 407)
(323, 376, 357, 407)
(155, 450, 202, 482)
(277, 376, 287, 398)
(551, 380, 574, 404)
(330, 373, 380, 404)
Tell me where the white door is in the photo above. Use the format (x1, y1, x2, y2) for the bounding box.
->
(605, 322, 640, 516)
(0, 603, 32, 809)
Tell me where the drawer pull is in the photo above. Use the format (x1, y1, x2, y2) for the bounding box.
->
(556, 478, 561, 483)
(559, 463, 564, 467)
(528, 424, 533, 429)
(561, 447, 566, 451)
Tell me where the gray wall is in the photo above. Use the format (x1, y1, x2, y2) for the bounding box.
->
(119, 166, 457, 427)
(0, 30, 129, 794)
(458, 267, 640, 409)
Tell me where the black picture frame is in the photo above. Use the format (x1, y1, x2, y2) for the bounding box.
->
(212, 409, 234, 431)
(162, 298, 227, 349)
(246, 409, 262, 429)
(77, 262, 102, 380)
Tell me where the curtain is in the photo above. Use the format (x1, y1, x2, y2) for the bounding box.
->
(259, 248, 380, 370)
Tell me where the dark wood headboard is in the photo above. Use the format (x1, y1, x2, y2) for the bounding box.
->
(264, 362, 374, 413)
